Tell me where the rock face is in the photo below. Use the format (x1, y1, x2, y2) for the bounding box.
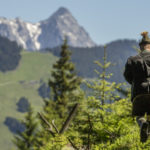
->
(39, 7, 96, 49)
(0, 17, 41, 50)
(0, 7, 96, 50)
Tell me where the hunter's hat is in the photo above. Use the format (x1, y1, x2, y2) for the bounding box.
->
(139, 31, 150, 46)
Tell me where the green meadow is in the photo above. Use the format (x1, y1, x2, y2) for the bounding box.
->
(0, 51, 57, 150)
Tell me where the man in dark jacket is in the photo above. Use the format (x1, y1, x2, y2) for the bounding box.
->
(124, 31, 150, 143)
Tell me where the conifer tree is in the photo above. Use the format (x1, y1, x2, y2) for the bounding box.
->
(35, 39, 83, 149)
(74, 46, 148, 149)
(68, 46, 130, 149)
(86, 45, 121, 105)
(48, 39, 82, 118)
(13, 104, 38, 150)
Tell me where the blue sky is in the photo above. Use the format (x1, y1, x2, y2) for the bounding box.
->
(0, 0, 150, 45)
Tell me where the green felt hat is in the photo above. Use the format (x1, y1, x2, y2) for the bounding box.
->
(139, 31, 150, 46)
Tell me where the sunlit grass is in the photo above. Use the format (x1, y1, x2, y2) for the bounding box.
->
(0, 51, 57, 150)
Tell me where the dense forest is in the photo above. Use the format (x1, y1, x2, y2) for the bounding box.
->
(0, 36, 22, 72)
(46, 39, 138, 83)
(12, 40, 150, 150)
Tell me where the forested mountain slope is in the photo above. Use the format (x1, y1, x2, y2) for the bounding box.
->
(47, 39, 138, 82)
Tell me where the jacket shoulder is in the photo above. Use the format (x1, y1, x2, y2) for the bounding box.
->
(127, 54, 142, 63)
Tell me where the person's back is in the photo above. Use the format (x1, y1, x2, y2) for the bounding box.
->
(124, 50, 150, 101)
(124, 31, 150, 143)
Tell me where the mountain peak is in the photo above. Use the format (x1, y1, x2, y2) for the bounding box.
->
(49, 7, 72, 20)
(42, 7, 71, 24)
(0, 7, 96, 50)
(56, 7, 70, 15)
(39, 7, 96, 48)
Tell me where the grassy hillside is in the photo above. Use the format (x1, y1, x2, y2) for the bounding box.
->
(0, 51, 57, 150)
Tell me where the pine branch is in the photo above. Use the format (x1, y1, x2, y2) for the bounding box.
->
(67, 137, 80, 150)
(60, 103, 79, 134)
(51, 120, 59, 133)
(39, 103, 79, 149)
(38, 112, 55, 137)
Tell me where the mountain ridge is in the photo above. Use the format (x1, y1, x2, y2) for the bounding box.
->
(0, 7, 96, 50)
(47, 38, 139, 82)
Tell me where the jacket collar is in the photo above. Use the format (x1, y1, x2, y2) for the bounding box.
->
(140, 50, 150, 57)
(142, 49, 150, 53)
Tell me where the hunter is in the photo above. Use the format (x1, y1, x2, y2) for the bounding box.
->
(124, 31, 150, 143)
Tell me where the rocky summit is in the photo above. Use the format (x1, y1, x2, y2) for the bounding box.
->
(0, 7, 96, 50)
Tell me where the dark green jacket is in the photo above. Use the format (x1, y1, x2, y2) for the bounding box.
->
(124, 50, 150, 102)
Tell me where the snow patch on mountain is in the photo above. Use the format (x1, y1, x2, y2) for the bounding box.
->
(0, 7, 96, 50)
(0, 17, 42, 50)
(26, 22, 41, 49)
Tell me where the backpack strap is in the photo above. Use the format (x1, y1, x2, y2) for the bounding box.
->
(139, 53, 150, 93)
(139, 53, 150, 76)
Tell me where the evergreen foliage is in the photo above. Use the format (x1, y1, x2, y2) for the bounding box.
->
(86, 45, 122, 105)
(13, 104, 38, 150)
(48, 39, 82, 118)
(39, 46, 150, 149)
(13, 44, 150, 150)
(64, 45, 127, 149)
(34, 39, 83, 149)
